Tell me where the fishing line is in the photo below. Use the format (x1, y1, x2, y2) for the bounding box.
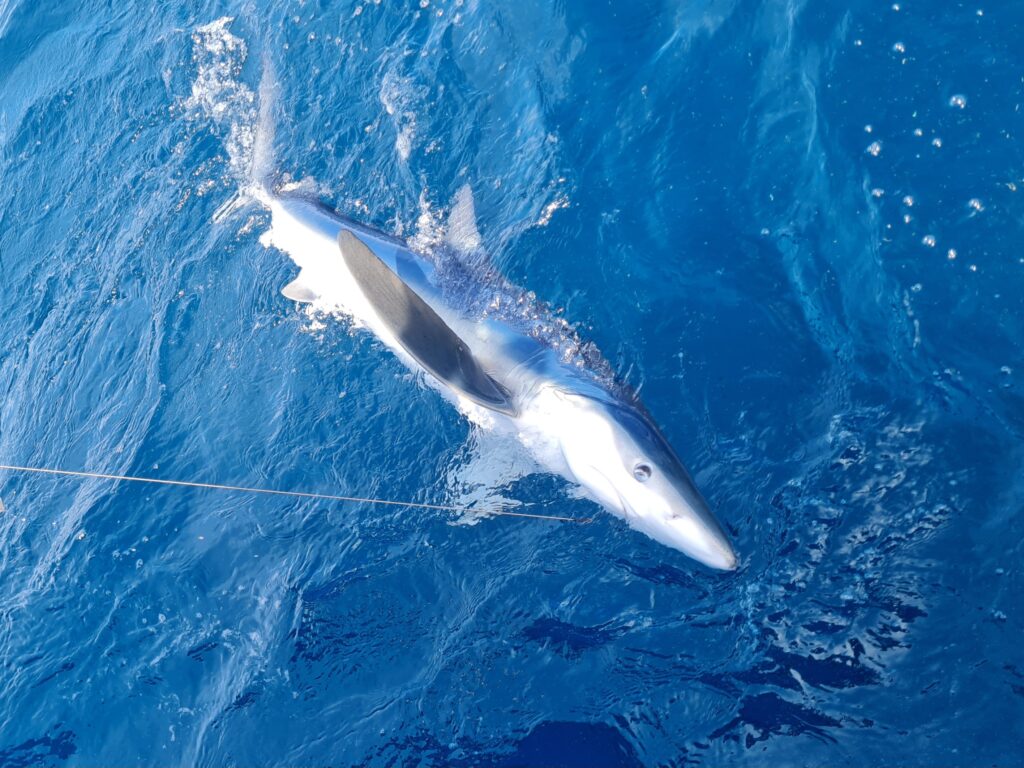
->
(0, 464, 591, 524)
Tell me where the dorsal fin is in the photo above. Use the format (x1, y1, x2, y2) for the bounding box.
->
(338, 229, 517, 416)
(447, 183, 481, 252)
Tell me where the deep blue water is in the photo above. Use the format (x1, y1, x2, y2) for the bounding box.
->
(2, 0, 1023, 765)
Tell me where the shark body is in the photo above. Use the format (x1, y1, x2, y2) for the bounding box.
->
(260, 190, 737, 570)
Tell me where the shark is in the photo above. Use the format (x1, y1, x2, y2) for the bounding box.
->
(257, 187, 737, 570)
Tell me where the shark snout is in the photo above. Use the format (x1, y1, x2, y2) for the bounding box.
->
(620, 492, 737, 571)
(693, 527, 738, 571)
(666, 511, 737, 571)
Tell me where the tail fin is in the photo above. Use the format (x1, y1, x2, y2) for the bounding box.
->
(211, 55, 276, 223)
(247, 54, 279, 201)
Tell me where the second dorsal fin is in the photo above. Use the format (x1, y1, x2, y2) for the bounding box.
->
(338, 229, 517, 416)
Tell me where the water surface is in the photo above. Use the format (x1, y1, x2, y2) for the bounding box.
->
(1, 0, 1022, 765)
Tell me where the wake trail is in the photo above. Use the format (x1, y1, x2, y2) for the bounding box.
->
(184, 17, 278, 216)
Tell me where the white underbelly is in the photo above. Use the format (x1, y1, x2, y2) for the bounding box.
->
(260, 195, 574, 484)
(260, 197, 410, 354)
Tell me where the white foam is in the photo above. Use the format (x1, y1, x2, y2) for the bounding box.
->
(184, 18, 279, 201)
(379, 71, 420, 163)
(184, 18, 257, 180)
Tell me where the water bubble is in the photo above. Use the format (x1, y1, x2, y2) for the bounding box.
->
(871, 188, 885, 198)
(949, 94, 967, 109)
(864, 124, 873, 133)
(893, 42, 906, 53)
(855, 39, 863, 46)
(913, 127, 923, 137)
(903, 214, 913, 224)
(922, 234, 936, 247)
(969, 264, 978, 272)
(866, 141, 882, 157)
(932, 137, 943, 148)
(947, 249, 957, 260)
(903, 195, 915, 207)
(968, 198, 984, 212)
(892, 3, 900, 9)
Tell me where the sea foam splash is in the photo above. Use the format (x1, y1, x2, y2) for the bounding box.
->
(183, 17, 277, 195)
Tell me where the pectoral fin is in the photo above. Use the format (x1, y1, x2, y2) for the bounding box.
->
(338, 229, 517, 416)
(282, 274, 317, 303)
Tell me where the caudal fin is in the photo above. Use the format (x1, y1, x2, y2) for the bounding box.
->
(247, 55, 279, 201)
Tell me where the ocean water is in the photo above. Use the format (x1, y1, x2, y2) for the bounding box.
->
(1, 0, 1022, 765)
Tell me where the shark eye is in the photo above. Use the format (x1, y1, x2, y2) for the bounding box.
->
(633, 463, 652, 482)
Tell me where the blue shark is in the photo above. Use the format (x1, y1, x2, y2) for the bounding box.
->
(258, 188, 737, 570)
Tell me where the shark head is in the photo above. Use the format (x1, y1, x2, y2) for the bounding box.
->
(549, 388, 737, 570)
